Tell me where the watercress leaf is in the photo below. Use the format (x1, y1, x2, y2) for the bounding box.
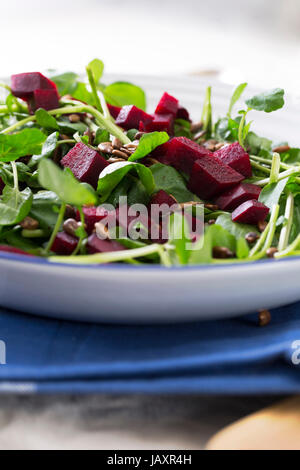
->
(57, 118, 87, 135)
(87, 59, 104, 84)
(245, 88, 285, 113)
(228, 82, 247, 117)
(259, 177, 288, 209)
(209, 223, 236, 252)
(150, 163, 199, 203)
(38, 159, 97, 206)
(0, 186, 33, 226)
(0, 128, 46, 162)
(72, 82, 95, 107)
(189, 224, 235, 264)
(127, 129, 139, 141)
(94, 129, 110, 146)
(246, 131, 272, 155)
(29, 131, 59, 168)
(104, 82, 146, 110)
(50, 72, 78, 96)
(215, 213, 258, 238)
(236, 237, 250, 259)
(128, 132, 169, 162)
(168, 211, 191, 265)
(281, 148, 300, 165)
(29, 191, 61, 232)
(97, 161, 154, 202)
(35, 108, 58, 130)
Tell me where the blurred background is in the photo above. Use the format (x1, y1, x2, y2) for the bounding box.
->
(1, 0, 299, 94)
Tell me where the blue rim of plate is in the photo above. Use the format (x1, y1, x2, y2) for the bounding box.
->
(0, 251, 299, 270)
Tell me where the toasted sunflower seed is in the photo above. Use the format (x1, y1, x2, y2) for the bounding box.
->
(20, 216, 39, 230)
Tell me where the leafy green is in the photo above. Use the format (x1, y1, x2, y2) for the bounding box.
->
(57, 118, 87, 135)
(87, 58, 104, 84)
(104, 82, 146, 110)
(50, 72, 78, 96)
(259, 178, 288, 209)
(189, 224, 236, 264)
(98, 161, 155, 202)
(246, 131, 272, 155)
(128, 132, 169, 162)
(29, 191, 61, 232)
(0, 186, 33, 226)
(35, 109, 58, 130)
(246, 88, 285, 113)
(281, 148, 300, 165)
(215, 213, 258, 239)
(228, 83, 247, 117)
(29, 132, 59, 168)
(0, 128, 46, 162)
(168, 212, 191, 265)
(38, 159, 97, 206)
(150, 163, 198, 203)
(94, 129, 110, 146)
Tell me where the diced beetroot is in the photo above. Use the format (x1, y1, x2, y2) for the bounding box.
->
(152, 137, 214, 174)
(150, 190, 178, 207)
(61, 142, 108, 189)
(0, 177, 4, 195)
(87, 233, 125, 254)
(155, 92, 179, 117)
(215, 183, 261, 211)
(176, 106, 191, 122)
(232, 200, 269, 225)
(11, 72, 57, 100)
(0, 245, 33, 256)
(144, 113, 174, 134)
(76, 206, 110, 234)
(115, 105, 153, 130)
(214, 142, 252, 178)
(51, 232, 78, 255)
(188, 156, 244, 199)
(28, 88, 60, 112)
(107, 103, 121, 119)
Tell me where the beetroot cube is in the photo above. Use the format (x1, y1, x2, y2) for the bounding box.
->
(29, 88, 60, 112)
(61, 143, 108, 189)
(115, 105, 153, 130)
(51, 232, 78, 255)
(176, 106, 190, 122)
(215, 183, 261, 211)
(11, 72, 57, 100)
(150, 190, 178, 207)
(87, 233, 125, 254)
(107, 103, 121, 119)
(144, 113, 174, 134)
(232, 200, 269, 225)
(214, 142, 252, 178)
(0, 177, 4, 195)
(76, 206, 110, 234)
(0, 245, 33, 256)
(155, 92, 179, 117)
(188, 156, 244, 199)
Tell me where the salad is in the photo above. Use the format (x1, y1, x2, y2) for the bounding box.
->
(0, 59, 299, 267)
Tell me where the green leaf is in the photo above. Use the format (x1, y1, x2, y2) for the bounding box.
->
(72, 82, 95, 107)
(87, 59, 104, 84)
(258, 177, 288, 209)
(128, 132, 169, 162)
(29, 191, 61, 232)
(0, 128, 46, 162)
(104, 82, 146, 110)
(228, 83, 247, 117)
(50, 72, 78, 96)
(245, 88, 285, 113)
(0, 186, 33, 226)
(35, 108, 58, 130)
(94, 129, 110, 146)
(29, 131, 59, 168)
(150, 163, 198, 203)
(38, 159, 97, 206)
(215, 213, 258, 239)
(236, 237, 250, 259)
(246, 131, 272, 155)
(97, 161, 154, 202)
(201, 86, 212, 134)
(281, 148, 300, 165)
(189, 224, 236, 265)
(168, 212, 191, 265)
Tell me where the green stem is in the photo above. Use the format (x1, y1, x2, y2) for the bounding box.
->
(249, 222, 270, 257)
(158, 246, 172, 267)
(277, 192, 294, 252)
(86, 66, 103, 113)
(275, 234, 300, 259)
(250, 160, 271, 175)
(0, 83, 11, 92)
(45, 203, 66, 254)
(71, 207, 86, 256)
(254, 167, 300, 187)
(49, 243, 162, 264)
(269, 152, 280, 184)
(262, 203, 279, 252)
(57, 139, 76, 145)
(22, 229, 46, 238)
(11, 161, 18, 190)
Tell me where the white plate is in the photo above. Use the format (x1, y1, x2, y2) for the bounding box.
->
(1, 75, 299, 324)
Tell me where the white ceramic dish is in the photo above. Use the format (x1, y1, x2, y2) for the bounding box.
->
(0, 74, 299, 324)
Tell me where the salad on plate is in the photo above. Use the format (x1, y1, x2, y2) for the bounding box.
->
(0, 59, 299, 267)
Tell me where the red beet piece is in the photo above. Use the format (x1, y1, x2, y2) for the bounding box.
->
(29, 89, 60, 112)
(188, 156, 244, 199)
(232, 200, 269, 224)
(0, 245, 33, 256)
(150, 190, 178, 207)
(87, 233, 125, 254)
(152, 137, 214, 174)
(176, 106, 190, 122)
(107, 103, 121, 119)
(76, 206, 110, 234)
(115, 105, 153, 130)
(0, 177, 4, 195)
(214, 142, 252, 178)
(61, 143, 109, 189)
(11, 72, 57, 100)
(155, 92, 179, 117)
(144, 113, 174, 134)
(215, 183, 261, 211)
(51, 232, 78, 255)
